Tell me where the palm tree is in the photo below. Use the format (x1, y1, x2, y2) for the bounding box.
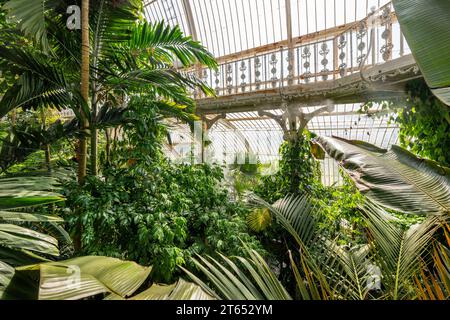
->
(185, 194, 447, 300)
(78, 0, 90, 184)
(0, 0, 217, 174)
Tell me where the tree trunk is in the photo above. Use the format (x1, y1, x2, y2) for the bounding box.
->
(90, 93, 98, 175)
(40, 108, 51, 172)
(44, 144, 51, 172)
(105, 128, 111, 164)
(77, 0, 90, 185)
(75, 0, 90, 252)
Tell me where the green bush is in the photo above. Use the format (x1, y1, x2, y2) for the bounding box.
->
(61, 160, 262, 283)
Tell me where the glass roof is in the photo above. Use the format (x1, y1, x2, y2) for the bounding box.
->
(144, 0, 392, 58)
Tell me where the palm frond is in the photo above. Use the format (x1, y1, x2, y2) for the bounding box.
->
(182, 246, 292, 300)
(128, 21, 217, 69)
(415, 224, 450, 300)
(2, 0, 63, 50)
(247, 208, 272, 232)
(362, 201, 446, 299)
(247, 193, 319, 247)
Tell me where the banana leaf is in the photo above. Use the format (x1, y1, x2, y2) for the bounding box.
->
(125, 279, 215, 300)
(0, 261, 14, 299)
(0, 211, 64, 223)
(0, 224, 60, 257)
(315, 136, 450, 215)
(393, 0, 450, 105)
(0, 172, 66, 266)
(0, 175, 64, 210)
(15, 256, 152, 300)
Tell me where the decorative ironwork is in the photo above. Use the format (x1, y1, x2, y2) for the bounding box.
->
(302, 46, 312, 83)
(319, 42, 330, 80)
(356, 22, 367, 65)
(269, 53, 278, 88)
(286, 50, 294, 85)
(239, 61, 247, 92)
(214, 70, 220, 95)
(380, 6, 393, 61)
(202, 69, 208, 83)
(187, 4, 408, 100)
(337, 34, 347, 77)
(226, 64, 233, 94)
(254, 57, 262, 90)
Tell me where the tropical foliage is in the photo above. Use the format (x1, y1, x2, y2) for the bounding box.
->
(254, 134, 321, 203)
(187, 194, 448, 300)
(363, 79, 450, 167)
(61, 161, 262, 283)
(0, 0, 449, 302)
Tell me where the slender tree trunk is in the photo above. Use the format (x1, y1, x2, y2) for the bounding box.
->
(90, 0, 104, 177)
(40, 108, 51, 172)
(44, 144, 51, 172)
(75, 0, 90, 252)
(105, 128, 111, 164)
(78, 0, 90, 185)
(90, 93, 98, 175)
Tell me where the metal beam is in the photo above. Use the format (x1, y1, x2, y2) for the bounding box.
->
(181, 0, 198, 41)
(285, 0, 293, 46)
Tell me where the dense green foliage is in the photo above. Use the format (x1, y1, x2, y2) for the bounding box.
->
(254, 132, 321, 203)
(62, 161, 261, 283)
(0, 0, 449, 302)
(60, 94, 261, 283)
(363, 79, 450, 166)
(399, 80, 450, 166)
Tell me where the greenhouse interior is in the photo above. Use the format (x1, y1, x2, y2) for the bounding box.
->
(0, 0, 449, 302)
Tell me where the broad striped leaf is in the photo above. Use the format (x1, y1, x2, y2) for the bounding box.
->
(18, 256, 153, 300)
(316, 136, 450, 215)
(393, 0, 450, 105)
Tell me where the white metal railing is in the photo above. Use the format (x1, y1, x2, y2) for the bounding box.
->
(191, 2, 410, 99)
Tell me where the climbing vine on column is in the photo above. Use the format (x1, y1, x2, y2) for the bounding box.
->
(255, 130, 320, 203)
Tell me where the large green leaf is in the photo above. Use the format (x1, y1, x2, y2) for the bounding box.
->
(0, 245, 51, 267)
(0, 175, 64, 210)
(17, 256, 152, 300)
(393, 0, 450, 105)
(316, 136, 450, 215)
(0, 211, 63, 223)
(0, 172, 66, 267)
(0, 261, 14, 299)
(0, 224, 59, 257)
(126, 279, 214, 300)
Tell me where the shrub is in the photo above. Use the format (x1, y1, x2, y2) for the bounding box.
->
(62, 160, 262, 282)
